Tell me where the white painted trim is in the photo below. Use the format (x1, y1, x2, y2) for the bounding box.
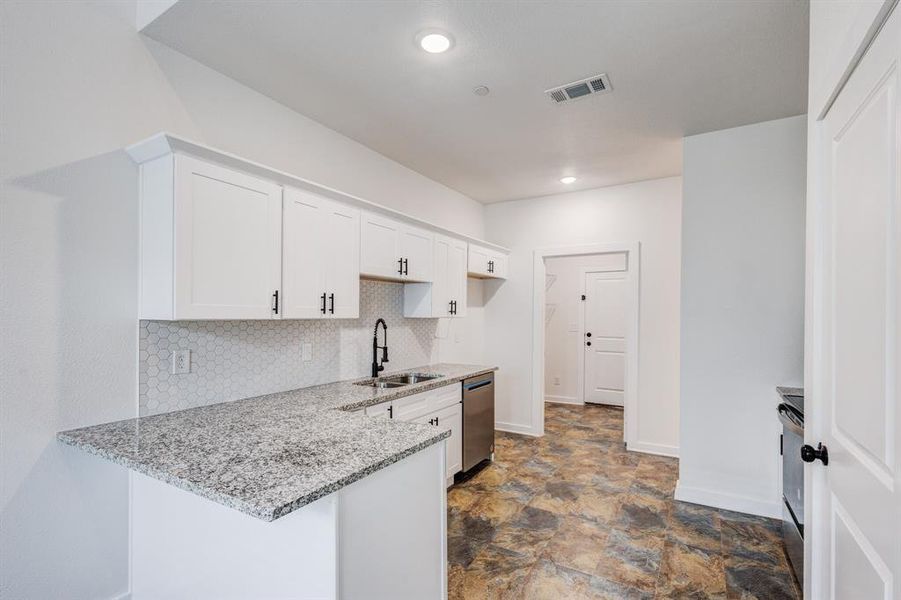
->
(532, 242, 640, 446)
(495, 421, 542, 437)
(674, 481, 781, 519)
(126, 132, 509, 255)
(628, 441, 679, 458)
(107, 593, 132, 600)
(544, 395, 582, 405)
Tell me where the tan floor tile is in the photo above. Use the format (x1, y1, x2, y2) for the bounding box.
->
(542, 516, 608, 574)
(655, 538, 727, 598)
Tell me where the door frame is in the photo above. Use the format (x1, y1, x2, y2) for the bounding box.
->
(578, 267, 630, 407)
(531, 242, 640, 445)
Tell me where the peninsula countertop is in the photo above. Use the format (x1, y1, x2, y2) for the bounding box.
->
(57, 363, 497, 521)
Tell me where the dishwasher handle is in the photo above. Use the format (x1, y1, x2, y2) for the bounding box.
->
(464, 378, 493, 392)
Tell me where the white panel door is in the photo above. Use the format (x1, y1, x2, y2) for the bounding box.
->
(400, 224, 434, 282)
(448, 238, 468, 317)
(173, 155, 282, 320)
(360, 211, 401, 279)
(810, 8, 900, 599)
(583, 271, 628, 406)
(282, 187, 327, 319)
(323, 201, 360, 318)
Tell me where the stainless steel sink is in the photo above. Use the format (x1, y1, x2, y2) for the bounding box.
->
(381, 373, 442, 385)
(353, 373, 443, 388)
(354, 380, 408, 389)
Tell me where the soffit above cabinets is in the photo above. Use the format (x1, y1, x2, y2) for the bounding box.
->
(126, 132, 510, 254)
(138, 1, 809, 202)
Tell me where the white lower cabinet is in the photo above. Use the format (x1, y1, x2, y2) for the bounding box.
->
(364, 385, 463, 484)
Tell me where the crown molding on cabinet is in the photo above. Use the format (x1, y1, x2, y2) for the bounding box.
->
(126, 132, 510, 255)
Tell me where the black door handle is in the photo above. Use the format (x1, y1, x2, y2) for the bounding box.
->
(329, 293, 335, 314)
(320, 293, 327, 314)
(801, 443, 829, 466)
(398, 258, 404, 275)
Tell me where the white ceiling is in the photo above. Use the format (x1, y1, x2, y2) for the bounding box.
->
(142, 1, 809, 203)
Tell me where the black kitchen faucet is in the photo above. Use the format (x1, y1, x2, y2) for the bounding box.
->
(371, 318, 389, 378)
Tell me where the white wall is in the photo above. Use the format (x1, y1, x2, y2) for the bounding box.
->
(0, 2, 484, 597)
(544, 253, 627, 404)
(484, 177, 682, 453)
(677, 115, 806, 518)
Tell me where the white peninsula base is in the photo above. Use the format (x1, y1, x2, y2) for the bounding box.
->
(129, 443, 447, 600)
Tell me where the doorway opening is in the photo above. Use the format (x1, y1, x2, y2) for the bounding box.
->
(531, 243, 639, 445)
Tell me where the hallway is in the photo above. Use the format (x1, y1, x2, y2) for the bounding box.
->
(447, 403, 799, 599)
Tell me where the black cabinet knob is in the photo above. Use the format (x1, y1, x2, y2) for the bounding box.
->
(586, 332, 592, 337)
(801, 443, 829, 466)
(586, 341, 592, 347)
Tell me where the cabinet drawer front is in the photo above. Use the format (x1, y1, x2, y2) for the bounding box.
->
(392, 390, 433, 421)
(430, 384, 462, 412)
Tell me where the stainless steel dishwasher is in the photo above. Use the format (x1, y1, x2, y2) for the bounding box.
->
(461, 372, 495, 473)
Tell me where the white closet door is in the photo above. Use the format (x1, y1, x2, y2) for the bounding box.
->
(174, 155, 282, 320)
(282, 187, 328, 319)
(809, 7, 901, 598)
(325, 202, 360, 319)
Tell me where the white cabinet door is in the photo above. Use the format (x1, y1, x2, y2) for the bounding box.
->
(283, 189, 360, 319)
(435, 402, 463, 479)
(324, 201, 360, 318)
(364, 401, 392, 419)
(447, 238, 468, 317)
(431, 235, 451, 316)
(489, 253, 507, 279)
(468, 245, 491, 277)
(282, 187, 328, 319)
(400, 224, 434, 282)
(173, 155, 282, 320)
(360, 211, 402, 279)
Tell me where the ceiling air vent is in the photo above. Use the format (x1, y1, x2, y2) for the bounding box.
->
(545, 73, 612, 104)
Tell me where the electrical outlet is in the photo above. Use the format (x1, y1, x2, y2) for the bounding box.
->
(302, 343, 312, 362)
(171, 350, 191, 374)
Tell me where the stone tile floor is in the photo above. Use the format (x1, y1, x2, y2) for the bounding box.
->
(447, 403, 801, 599)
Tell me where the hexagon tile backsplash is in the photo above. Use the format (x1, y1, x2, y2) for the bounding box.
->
(138, 280, 439, 416)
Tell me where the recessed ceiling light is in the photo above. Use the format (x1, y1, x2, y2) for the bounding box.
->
(416, 30, 454, 54)
(560, 176, 577, 184)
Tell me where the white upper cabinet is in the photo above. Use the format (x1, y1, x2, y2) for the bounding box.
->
(404, 234, 467, 318)
(140, 154, 283, 320)
(467, 243, 508, 279)
(129, 135, 508, 321)
(282, 187, 360, 319)
(360, 211, 433, 282)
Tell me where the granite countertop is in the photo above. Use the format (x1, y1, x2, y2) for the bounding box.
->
(57, 363, 496, 521)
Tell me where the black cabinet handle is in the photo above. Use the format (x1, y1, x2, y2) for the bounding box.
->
(403, 258, 409, 275)
(320, 293, 327, 314)
(398, 258, 404, 275)
(435, 415, 439, 426)
(272, 290, 279, 314)
(488, 260, 494, 273)
(801, 443, 829, 466)
(449, 300, 454, 315)
(388, 405, 393, 419)
(329, 293, 335, 314)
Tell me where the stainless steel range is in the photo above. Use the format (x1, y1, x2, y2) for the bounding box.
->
(777, 387, 804, 590)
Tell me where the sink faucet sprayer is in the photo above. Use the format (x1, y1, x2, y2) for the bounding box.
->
(372, 318, 389, 378)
